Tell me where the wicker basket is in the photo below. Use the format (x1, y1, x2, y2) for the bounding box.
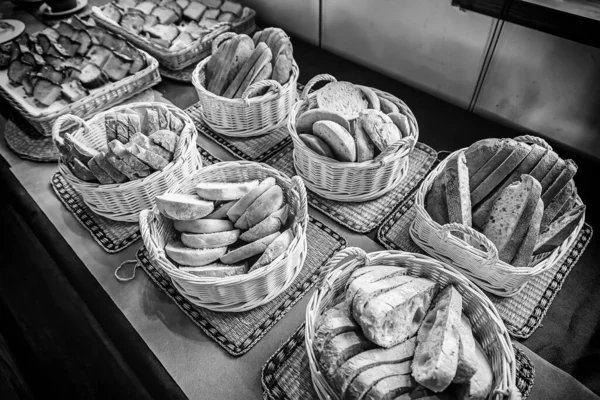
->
(0, 46, 160, 137)
(139, 161, 309, 312)
(91, 6, 256, 71)
(51, 102, 201, 223)
(305, 247, 520, 400)
(288, 74, 419, 202)
(191, 36, 300, 137)
(410, 135, 585, 297)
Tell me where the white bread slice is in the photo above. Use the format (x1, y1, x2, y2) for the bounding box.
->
(156, 193, 214, 220)
(251, 229, 293, 271)
(181, 230, 240, 249)
(318, 331, 376, 378)
(173, 218, 234, 234)
(220, 232, 280, 265)
(227, 177, 276, 222)
(332, 337, 416, 397)
(195, 180, 259, 201)
(179, 262, 248, 278)
(351, 275, 415, 317)
(455, 341, 493, 400)
(239, 205, 289, 242)
(353, 278, 438, 348)
(235, 185, 284, 229)
(444, 153, 471, 241)
(345, 267, 408, 311)
(205, 200, 236, 219)
(412, 286, 462, 392)
(165, 238, 226, 266)
(316, 81, 369, 121)
(345, 362, 412, 400)
(313, 301, 359, 359)
(452, 315, 478, 383)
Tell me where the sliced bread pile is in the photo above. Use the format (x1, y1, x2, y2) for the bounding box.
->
(314, 267, 493, 400)
(295, 82, 411, 163)
(101, 0, 247, 51)
(426, 138, 584, 267)
(156, 176, 294, 277)
(55, 105, 184, 184)
(203, 28, 295, 98)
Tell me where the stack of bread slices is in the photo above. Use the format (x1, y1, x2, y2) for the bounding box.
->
(55, 105, 184, 185)
(295, 81, 411, 163)
(156, 177, 294, 277)
(204, 28, 295, 98)
(426, 138, 584, 267)
(314, 267, 493, 400)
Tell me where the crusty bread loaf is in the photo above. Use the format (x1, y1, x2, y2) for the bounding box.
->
(359, 110, 401, 152)
(534, 205, 584, 255)
(511, 198, 543, 268)
(227, 177, 276, 222)
(251, 228, 293, 271)
(387, 112, 410, 138)
(220, 231, 280, 264)
(316, 81, 369, 121)
(453, 315, 478, 383)
(379, 97, 399, 114)
(352, 276, 438, 348)
(352, 118, 377, 162)
(412, 285, 462, 392)
(174, 218, 234, 234)
(205, 200, 236, 219)
(541, 179, 574, 229)
(165, 238, 227, 266)
(195, 180, 260, 201)
(179, 262, 248, 278)
(356, 85, 380, 110)
(296, 108, 351, 134)
(426, 174, 449, 225)
(455, 341, 493, 400)
(312, 120, 356, 162)
(239, 205, 289, 242)
(444, 153, 471, 241)
(156, 193, 214, 220)
(299, 134, 335, 159)
(313, 302, 359, 359)
(345, 267, 408, 312)
(318, 331, 376, 378)
(235, 185, 284, 229)
(541, 159, 577, 206)
(181, 229, 240, 249)
(345, 362, 412, 400)
(463, 138, 503, 179)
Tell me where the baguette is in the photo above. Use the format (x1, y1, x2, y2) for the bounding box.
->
(356, 85, 380, 110)
(227, 177, 276, 222)
(299, 134, 335, 159)
(296, 108, 351, 134)
(313, 302, 359, 359)
(239, 205, 289, 242)
(156, 193, 214, 220)
(165, 238, 226, 266)
(318, 331, 376, 379)
(205, 200, 236, 219)
(444, 153, 471, 240)
(511, 198, 543, 268)
(235, 185, 284, 229)
(179, 263, 248, 278)
(251, 229, 293, 271)
(452, 315, 477, 383)
(173, 218, 234, 234)
(316, 81, 368, 121)
(455, 341, 493, 400)
(312, 120, 356, 162)
(534, 205, 584, 255)
(220, 231, 280, 264)
(195, 180, 260, 201)
(181, 229, 240, 249)
(345, 362, 412, 400)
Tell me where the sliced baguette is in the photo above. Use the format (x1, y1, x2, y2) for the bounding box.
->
(235, 185, 284, 229)
(239, 205, 289, 242)
(173, 218, 234, 234)
(363, 374, 414, 400)
(165, 238, 226, 266)
(195, 180, 260, 201)
(356, 85, 380, 110)
(156, 193, 214, 220)
(251, 229, 293, 271)
(313, 302, 359, 359)
(452, 315, 478, 383)
(227, 177, 276, 222)
(353, 119, 377, 162)
(219, 231, 280, 264)
(345, 362, 412, 400)
(179, 262, 248, 278)
(511, 198, 543, 268)
(181, 229, 240, 249)
(359, 109, 401, 152)
(444, 153, 471, 240)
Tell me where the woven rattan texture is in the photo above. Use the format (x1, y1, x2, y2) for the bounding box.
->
(377, 194, 594, 339)
(264, 142, 436, 233)
(261, 323, 535, 400)
(136, 216, 346, 356)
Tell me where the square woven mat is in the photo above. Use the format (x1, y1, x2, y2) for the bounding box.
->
(264, 142, 437, 234)
(377, 194, 594, 339)
(261, 322, 535, 400)
(135, 215, 347, 356)
(50, 148, 220, 253)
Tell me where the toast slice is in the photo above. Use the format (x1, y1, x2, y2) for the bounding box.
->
(511, 198, 543, 268)
(534, 205, 584, 255)
(444, 153, 471, 240)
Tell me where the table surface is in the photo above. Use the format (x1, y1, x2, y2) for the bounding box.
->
(1, 2, 600, 400)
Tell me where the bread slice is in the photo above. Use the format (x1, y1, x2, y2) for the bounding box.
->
(179, 262, 248, 278)
(541, 159, 577, 206)
(251, 229, 293, 271)
(219, 231, 280, 264)
(511, 198, 543, 268)
(108, 140, 152, 178)
(540, 179, 575, 230)
(455, 341, 493, 400)
(246, 60, 272, 97)
(345, 362, 412, 400)
(272, 51, 293, 85)
(425, 174, 449, 225)
(313, 302, 359, 359)
(71, 158, 96, 182)
(227, 177, 276, 222)
(534, 205, 584, 255)
(318, 331, 376, 378)
(353, 277, 438, 348)
(222, 42, 269, 99)
(104, 150, 138, 181)
(452, 315, 478, 383)
(156, 193, 214, 220)
(296, 108, 351, 134)
(235, 185, 284, 229)
(207, 34, 254, 96)
(331, 337, 416, 398)
(312, 121, 356, 162)
(195, 180, 259, 201)
(205, 200, 236, 219)
(463, 138, 503, 179)
(63, 132, 99, 165)
(173, 218, 234, 234)
(129, 132, 173, 161)
(356, 85, 380, 110)
(181, 229, 240, 249)
(353, 119, 377, 162)
(239, 205, 289, 242)
(444, 153, 471, 241)
(539, 157, 565, 195)
(359, 110, 402, 152)
(345, 267, 408, 312)
(363, 374, 415, 400)
(149, 129, 179, 153)
(165, 238, 226, 266)
(387, 112, 411, 138)
(412, 286, 462, 392)
(316, 81, 369, 121)
(379, 97, 399, 114)
(553, 187, 577, 223)
(87, 156, 115, 184)
(299, 134, 335, 159)
(126, 143, 169, 171)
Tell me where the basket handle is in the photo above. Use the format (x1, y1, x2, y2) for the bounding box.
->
(316, 247, 370, 289)
(241, 79, 283, 104)
(514, 135, 552, 150)
(51, 114, 87, 144)
(438, 223, 499, 267)
(300, 74, 337, 100)
(211, 32, 237, 54)
(139, 209, 164, 261)
(291, 176, 309, 234)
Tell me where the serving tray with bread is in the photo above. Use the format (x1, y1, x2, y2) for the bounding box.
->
(410, 135, 585, 297)
(288, 74, 418, 202)
(91, 0, 256, 71)
(52, 102, 201, 222)
(0, 16, 161, 137)
(305, 247, 518, 400)
(139, 161, 308, 312)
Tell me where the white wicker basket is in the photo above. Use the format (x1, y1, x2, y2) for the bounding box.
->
(52, 102, 201, 223)
(191, 33, 299, 137)
(305, 247, 520, 400)
(139, 161, 309, 312)
(288, 74, 419, 202)
(410, 135, 585, 297)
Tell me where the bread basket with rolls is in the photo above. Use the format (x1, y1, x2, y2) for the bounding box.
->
(305, 247, 519, 400)
(410, 135, 585, 297)
(288, 74, 419, 202)
(191, 28, 299, 137)
(139, 161, 308, 312)
(52, 102, 201, 222)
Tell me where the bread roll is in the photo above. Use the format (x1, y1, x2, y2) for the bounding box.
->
(180, 262, 248, 278)
(235, 185, 284, 229)
(174, 218, 234, 234)
(227, 177, 276, 222)
(453, 315, 478, 383)
(358, 110, 401, 152)
(181, 229, 240, 249)
(387, 112, 410, 138)
(296, 108, 351, 134)
(195, 180, 260, 201)
(156, 193, 214, 220)
(251, 229, 293, 271)
(299, 134, 335, 159)
(316, 81, 368, 121)
(312, 120, 356, 162)
(239, 205, 289, 242)
(455, 341, 493, 400)
(220, 231, 280, 264)
(165, 238, 226, 266)
(511, 198, 543, 268)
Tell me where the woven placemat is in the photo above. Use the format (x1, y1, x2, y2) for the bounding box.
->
(377, 194, 594, 339)
(50, 148, 219, 253)
(261, 322, 535, 400)
(135, 215, 347, 356)
(264, 142, 437, 233)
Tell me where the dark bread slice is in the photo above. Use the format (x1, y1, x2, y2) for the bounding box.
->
(463, 138, 503, 179)
(511, 198, 543, 268)
(94, 151, 128, 183)
(64, 132, 99, 165)
(540, 179, 575, 230)
(444, 153, 471, 241)
(541, 159, 577, 206)
(87, 156, 115, 184)
(468, 139, 513, 190)
(319, 331, 376, 378)
(314, 303, 359, 359)
(534, 205, 584, 255)
(425, 174, 448, 225)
